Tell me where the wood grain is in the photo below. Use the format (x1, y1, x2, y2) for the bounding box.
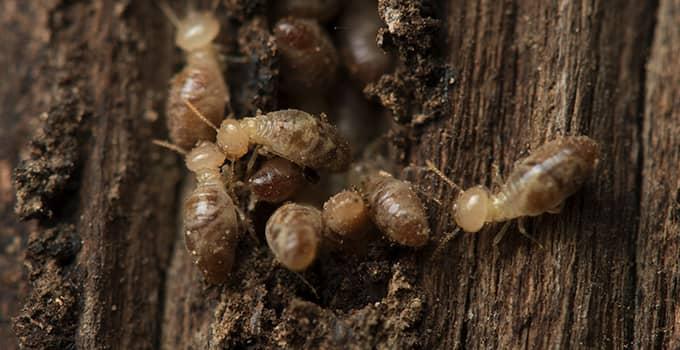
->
(636, 0, 680, 347)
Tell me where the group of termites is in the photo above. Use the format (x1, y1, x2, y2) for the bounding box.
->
(155, 0, 601, 284)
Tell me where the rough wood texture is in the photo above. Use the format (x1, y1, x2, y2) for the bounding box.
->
(1, 0, 678, 349)
(636, 0, 680, 347)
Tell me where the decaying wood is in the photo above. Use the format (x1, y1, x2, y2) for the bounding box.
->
(1, 0, 678, 349)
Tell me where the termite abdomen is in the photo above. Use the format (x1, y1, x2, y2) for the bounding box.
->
(338, 0, 393, 85)
(248, 157, 307, 203)
(503, 136, 600, 216)
(167, 52, 228, 149)
(273, 17, 339, 91)
(265, 203, 323, 271)
(322, 190, 372, 244)
(184, 183, 240, 284)
(362, 172, 430, 247)
(241, 109, 352, 172)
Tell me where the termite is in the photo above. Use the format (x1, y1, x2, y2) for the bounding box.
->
(273, 0, 341, 22)
(161, 1, 230, 150)
(265, 203, 323, 271)
(185, 101, 352, 172)
(248, 157, 307, 203)
(430, 136, 600, 234)
(329, 83, 389, 158)
(322, 189, 373, 245)
(338, 0, 393, 85)
(360, 171, 430, 247)
(274, 17, 339, 91)
(154, 140, 241, 284)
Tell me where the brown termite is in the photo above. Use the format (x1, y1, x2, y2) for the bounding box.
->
(360, 171, 431, 247)
(329, 83, 390, 158)
(185, 100, 352, 172)
(322, 189, 373, 246)
(161, 1, 230, 150)
(153, 140, 241, 284)
(273, 0, 341, 22)
(429, 136, 600, 234)
(265, 203, 323, 271)
(248, 157, 307, 203)
(274, 17, 339, 91)
(338, 0, 393, 85)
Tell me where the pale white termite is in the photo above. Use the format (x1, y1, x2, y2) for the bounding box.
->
(184, 101, 352, 172)
(154, 140, 241, 284)
(265, 203, 323, 271)
(430, 136, 601, 233)
(161, 1, 230, 150)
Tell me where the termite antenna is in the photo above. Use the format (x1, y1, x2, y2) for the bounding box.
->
(183, 99, 219, 131)
(411, 184, 442, 207)
(158, 1, 181, 28)
(425, 160, 460, 191)
(153, 139, 188, 155)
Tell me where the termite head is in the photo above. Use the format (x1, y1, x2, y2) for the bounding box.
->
(215, 119, 250, 161)
(175, 11, 220, 51)
(185, 141, 225, 173)
(160, 1, 220, 51)
(453, 186, 491, 233)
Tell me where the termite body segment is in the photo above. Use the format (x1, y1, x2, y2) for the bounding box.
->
(183, 142, 240, 284)
(273, 17, 339, 91)
(266, 203, 323, 271)
(164, 6, 230, 149)
(454, 136, 600, 233)
(322, 190, 372, 244)
(239, 109, 351, 172)
(248, 157, 307, 203)
(361, 172, 430, 247)
(338, 0, 393, 84)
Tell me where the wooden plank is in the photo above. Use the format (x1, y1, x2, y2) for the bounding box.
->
(635, 0, 680, 347)
(413, 0, 657, 348)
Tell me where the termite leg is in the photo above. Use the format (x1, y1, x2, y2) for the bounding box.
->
(432, 227, 461, 260)
(294, 272, 319, 300)
(493, 221, 512, 246)
(516, 218, 544, 249)
(546, 202, 564, 214)
(235, 204, 258, 244)
(246, 145, 261, 176)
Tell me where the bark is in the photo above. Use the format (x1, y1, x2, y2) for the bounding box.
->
(1, 0, 678, 349)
